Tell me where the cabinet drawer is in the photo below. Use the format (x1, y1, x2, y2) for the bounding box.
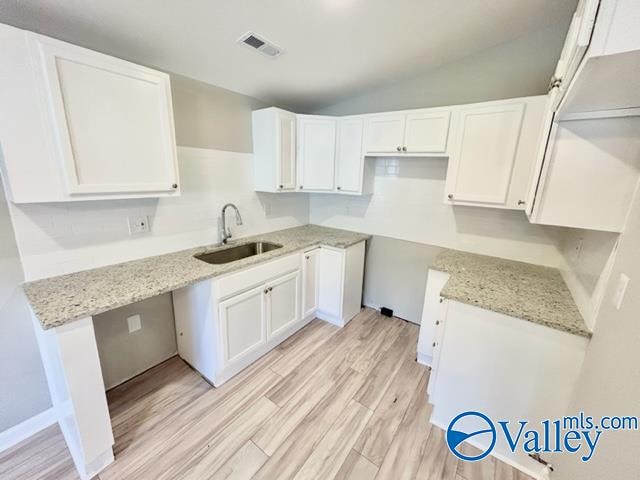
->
(215, 253, 301, 300)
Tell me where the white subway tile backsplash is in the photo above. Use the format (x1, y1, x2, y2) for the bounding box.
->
(11, 147, 309, 280)
(309, 156, 566, 267)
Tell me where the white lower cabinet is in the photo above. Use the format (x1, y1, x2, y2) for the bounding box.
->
(173, 243, 365, 386)
(317, 242, 366, 327)
(415, 268, 450, 369)
(219, 285, 266, 364)
(267, 270, 301, 338)
(302, 248, 319, 319)
(428, 300, 588, 477)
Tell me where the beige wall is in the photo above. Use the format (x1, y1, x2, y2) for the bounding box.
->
(0, 179, 51, 431)
(552, 194, 640, 479)
(171, 74, 267, 152)
(315, 22, 568, 116)
(363, 236, 444, 322)
(94, 294, 177, 390)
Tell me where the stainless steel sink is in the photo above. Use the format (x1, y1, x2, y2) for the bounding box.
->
(194, 242, 282, 265)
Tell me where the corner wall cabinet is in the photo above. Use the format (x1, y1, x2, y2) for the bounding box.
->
(0, 23, 180, 203)
(173, 242, 365, 386)
(335, 117, 369, 194)
(444, 96, 546, 210)
(297, 115, 337, 192)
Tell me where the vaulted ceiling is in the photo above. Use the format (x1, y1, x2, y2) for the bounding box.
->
(0, 0, 577, 111)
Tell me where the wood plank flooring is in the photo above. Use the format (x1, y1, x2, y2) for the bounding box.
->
(0, 308, 534, 480)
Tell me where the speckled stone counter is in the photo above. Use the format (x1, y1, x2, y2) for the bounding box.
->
(23, 225, 370, 330)
(433, 249, 590, 338)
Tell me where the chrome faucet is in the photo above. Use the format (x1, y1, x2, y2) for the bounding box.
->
(221, 203, 243, 244)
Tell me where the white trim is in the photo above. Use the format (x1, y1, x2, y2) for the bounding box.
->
(0, 407, 57, 452)
(416, 351, 432, 366)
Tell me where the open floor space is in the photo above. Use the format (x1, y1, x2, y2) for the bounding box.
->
(1, 310, 531, 480)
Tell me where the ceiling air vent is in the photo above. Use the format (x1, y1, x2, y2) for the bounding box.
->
(238, 32, 282, 58)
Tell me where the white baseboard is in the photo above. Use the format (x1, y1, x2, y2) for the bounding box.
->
(417, 351, 432, 366)
(0, 407, 57, 452)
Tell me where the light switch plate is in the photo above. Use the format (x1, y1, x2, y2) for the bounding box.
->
(612, 273, 630, 310)
(128, 215, 150, 235)
(127, 314, 142, 333)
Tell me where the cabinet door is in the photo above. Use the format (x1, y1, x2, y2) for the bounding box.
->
(550, 0, 599, 111)
(335, 117, 364, 193)
(302, 250, 319, 318)
(446, 103, 525, 206)
(29, 34, 179, 195)
(365, 114, 406, 154)
(267, 271, 301, 338)
(318, 248, 344, 319)
(277, 111, 297, 191)
(297, 116, 336, 191)
(404, 111, 451, 154)
(219, 285, 266, 364)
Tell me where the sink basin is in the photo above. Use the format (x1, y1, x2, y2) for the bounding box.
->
(195, 242, 282, 265)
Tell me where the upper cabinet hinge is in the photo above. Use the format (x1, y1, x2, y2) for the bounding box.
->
(548, 76, 563, 92)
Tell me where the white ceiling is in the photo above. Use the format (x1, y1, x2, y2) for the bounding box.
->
(0, 0, 577, 111)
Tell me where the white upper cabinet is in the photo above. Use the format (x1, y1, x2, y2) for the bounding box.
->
(364, 108, 451, 156)
(445, 96, 546, 210)
(525, 0, 640, 232)
(297, 115, 336, 191)
(365, 114, 406, 154)
(335, 117, 366, 194)
(549, 0, 599, 112)
(253, 107, 297, 192)
(529, 115, 640, 233)
(404, 111, 451, 154)
(0, 24, 179, 203)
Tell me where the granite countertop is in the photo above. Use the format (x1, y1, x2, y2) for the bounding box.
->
(23, 225, 370, 330)
(433, 249, 591, 338)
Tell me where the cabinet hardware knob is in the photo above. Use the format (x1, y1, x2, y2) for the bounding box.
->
(396, 146, 402, 152)
(439, 297, 443, 303)
(264, 289, 269, 294)
(432, 342, 437, 347)
(268, 287, 273, 292)
(337, 186, 341, 190)
(435, 320, 440, 325)
(172, 183, 178, 189)
(299, 185, 303, 190)
(447, 194, 453, 200)
(305, 255, 310, 259)
(518, 200, 526, 205)
(279, 184, 283, 189)
(402, 146, 407, 152)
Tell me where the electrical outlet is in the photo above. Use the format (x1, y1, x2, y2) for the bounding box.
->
(612, 273, 630, 310)
(127, 314, 142, 333)
(128, 215, 150, 235)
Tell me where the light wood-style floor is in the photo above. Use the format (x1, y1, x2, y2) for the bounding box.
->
(1, 309, 533, 480)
